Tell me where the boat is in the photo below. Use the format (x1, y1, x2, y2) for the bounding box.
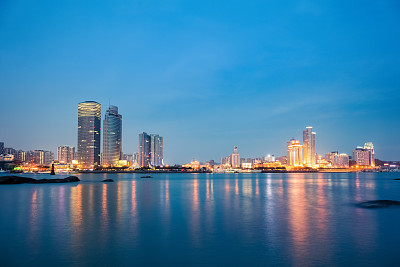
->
(140, 175, 152, 178)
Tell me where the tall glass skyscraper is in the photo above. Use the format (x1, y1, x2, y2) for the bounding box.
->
(102, 105, 122, 166)
(303, 126, 316, 166)
(150, 134, 163, 166)
(139, 132, 163, 167)
(139, 132, 151, 167)
(77, 101, 101, 168)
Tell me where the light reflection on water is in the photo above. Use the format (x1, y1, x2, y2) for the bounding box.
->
(1, 172, 400, 266)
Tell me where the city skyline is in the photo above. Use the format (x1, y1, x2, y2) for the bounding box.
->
(1, 1, 400, 163)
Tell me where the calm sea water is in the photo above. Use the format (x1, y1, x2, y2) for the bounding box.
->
(1, 172, 400, 266)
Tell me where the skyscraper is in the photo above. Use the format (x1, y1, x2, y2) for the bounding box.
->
(57, 146, 75, 164)
(102, 105, 122, 166)
(0, 142, 4, 155)
(77, 101, 101, 168)
(303, 126, 316, 166)
(139, 132, 151, 167)
(231, 146, 240, 168)
(150, 134, 163, 166)
(139, 132, 164, 167)
(364, 142, 375, 167)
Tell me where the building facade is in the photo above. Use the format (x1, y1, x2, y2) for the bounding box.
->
(139, 132, 151, 167)
(303, 126, 316, 166)
(138, 132, 163, 167)
(287, 139, 303, 166)
(231, 146, 240, 168)
(150, 134, 163, 166)
(77, 101, 101, 168)
(57, 146, 75, 164)
(364, 142, 375, 167)
(352, 147, 370, 166)
(102, 105, 122, 166)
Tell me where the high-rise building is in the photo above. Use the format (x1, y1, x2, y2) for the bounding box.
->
(231, 146, 240, 168)
(139, 132, 151, 167)
(150, 134, 163, 166)
(364, 142, 375, 167)
(303, 126, 316, 166)
(57, 146, 75, 164)
(102, 105, 122, 166)
(77, 101, 101, 168)
(0, 142, 4, 155)
(138, 132, 164, 167)
(15, 150, 26, 162)
(287, 139, 303, 166)
(352, 147, 370, 166)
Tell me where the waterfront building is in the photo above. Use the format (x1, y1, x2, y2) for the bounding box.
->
(15, 150, 26, 162)
(264, 154, 275, 163)
(3, 147, 16, 156)
(57, 146, 75, 164)
(139, 132, 151, 167)
(102, 105, 122, 166)
(325, 151, 349, 168)
(277, 156, 287, 165)
(25, 150, 53, 165)
(364, 142, 375, 167)
(287, 139, 303, 166)
(337, 154, 350, 167)
(138, 133, 164, 167)
(221, 155, 231, 166)
(231, 146, 240, 168)
(77, 101, 101, 168)
(150, 134, 163, 166)
(352, 147, 370, 166)
(242, 162, 252, 169)
(0, 142, 3, 155)
(0, 154, 14, 161)
(303, 126, 316, 166)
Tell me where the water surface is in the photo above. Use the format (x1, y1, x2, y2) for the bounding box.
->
(1, 172, 400, 266)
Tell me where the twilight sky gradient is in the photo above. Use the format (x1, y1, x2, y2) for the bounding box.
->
(1, 0, 400, 163)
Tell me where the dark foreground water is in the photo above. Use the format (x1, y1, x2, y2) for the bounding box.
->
(1, 172, 400, 266)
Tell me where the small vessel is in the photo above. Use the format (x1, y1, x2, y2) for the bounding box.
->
(140, 175, 152, 178)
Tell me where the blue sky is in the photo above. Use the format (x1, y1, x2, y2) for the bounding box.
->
(1, 0, 400, 163)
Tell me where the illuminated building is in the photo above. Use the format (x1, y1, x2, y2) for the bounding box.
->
(277, 156, 287, 165)
(337, 154, 350, 167)
(242, 162, 252, 169)
(77, 101, 101, 168)
(303, 126, 316, 166)
(325, 151, 349, 167)
(102, 105, 122, 166)
(221, 155, 231, 166)
(231, 146, 240, 168)
(15, 150, 26, 162)
(139, 132, 163, 167)
(57, 146, 75, 164)
(287, 139, 303, 166)
(25, 150, 53, 165)
(150, 134, 163, 166)
(364, 142, 375, 167)
(264, 154, 275, 163)
(139, 132, 151, 167)
(352, 147, 370, 166)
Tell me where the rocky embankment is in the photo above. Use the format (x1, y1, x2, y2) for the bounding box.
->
(0, 176, 80, 184)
